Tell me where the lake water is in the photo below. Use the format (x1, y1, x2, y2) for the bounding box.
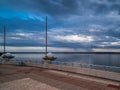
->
(0, 53, 120, 72)
(13, 53, 120, 67)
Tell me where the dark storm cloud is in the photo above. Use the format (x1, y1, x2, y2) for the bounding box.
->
(0, 0, 120, 51)
(0, 0, 80, 31)
(0, 0, 120, 21)
(0, 0, 79, 16)
(1, 0, 120, 16)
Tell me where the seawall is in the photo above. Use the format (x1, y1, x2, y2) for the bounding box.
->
(24, 62, 120, 82)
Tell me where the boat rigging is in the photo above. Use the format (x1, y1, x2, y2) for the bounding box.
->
(1, 25, 14, 61)
(43, 16, 57, 63)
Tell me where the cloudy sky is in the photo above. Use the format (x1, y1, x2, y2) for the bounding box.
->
(0, 0, 120, 52)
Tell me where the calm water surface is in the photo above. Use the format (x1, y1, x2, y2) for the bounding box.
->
(13, 53, 120, 67)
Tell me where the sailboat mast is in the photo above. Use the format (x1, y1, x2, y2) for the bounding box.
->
(43, 16, 56, 62)
(4, 25, 6, 55)
(45, 16, 48, 57)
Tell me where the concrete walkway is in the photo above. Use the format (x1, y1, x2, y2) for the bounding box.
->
(0, 65, 120, 90)
(0, 78, 60, 90)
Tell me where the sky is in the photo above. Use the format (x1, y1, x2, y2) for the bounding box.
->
(0, 0, 120, 52)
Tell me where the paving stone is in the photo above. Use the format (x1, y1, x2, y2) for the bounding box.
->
(0, 64, 119, 90)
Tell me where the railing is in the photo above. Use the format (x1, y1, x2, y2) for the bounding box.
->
(0, 57, 120, 73)
(52, 61, 120, 73)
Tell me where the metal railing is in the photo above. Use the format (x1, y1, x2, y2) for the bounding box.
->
(0, 57, 120, 73)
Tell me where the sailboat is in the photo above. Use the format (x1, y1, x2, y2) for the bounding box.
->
(43, 16, 57, 62)
(0, 52, 2, 56)
(1, 25, 14, 60)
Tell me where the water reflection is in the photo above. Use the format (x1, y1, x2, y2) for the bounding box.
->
(13, 53, 120, 67)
